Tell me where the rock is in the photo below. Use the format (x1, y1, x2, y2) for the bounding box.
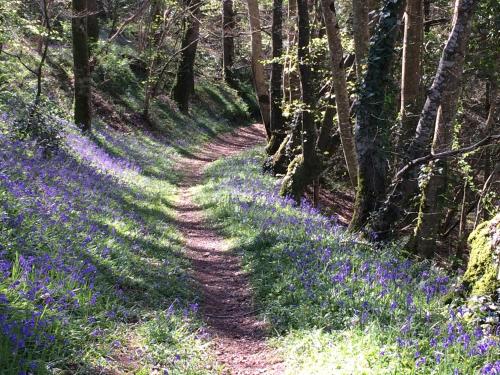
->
(463, 213, 500, 297)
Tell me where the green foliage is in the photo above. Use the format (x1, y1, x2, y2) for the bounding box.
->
(94, 43, 137, 92)
(10, 98, 65, 156)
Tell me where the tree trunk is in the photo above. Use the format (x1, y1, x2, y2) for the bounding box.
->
(411, 0, 472, 257)
(283, 0, 300, 103)
(263, 116, 302, 175)
(348, 0, 405, 231)
(371, 0, 479, 239)
(143, 0, 162, 118)
(35, 0, 51, 104)
(280, 0, 320, 201)
(399, 0, 423, 151)
(321, 0, 358, 187)
(87, 0, 99, 45)
(72, 0, 91, 132)
(351, 0, 370, 79)
(246, 0, 271, 136)
(173, 0, 201, 113)
(267, 0, 286, 155)
(222, 0, 235, 84)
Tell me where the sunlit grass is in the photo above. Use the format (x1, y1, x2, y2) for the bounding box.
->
(197, 149, 500, 375)
(0, 79, 250, 372)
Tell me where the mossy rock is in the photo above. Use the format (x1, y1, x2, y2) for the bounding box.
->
(463, 213, 500, 297)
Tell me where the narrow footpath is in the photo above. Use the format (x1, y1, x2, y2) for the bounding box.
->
(174, 124, 284, 375)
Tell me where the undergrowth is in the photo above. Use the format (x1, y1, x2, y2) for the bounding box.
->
(0, 78, 251, 373)
(197, 149, 500, 375)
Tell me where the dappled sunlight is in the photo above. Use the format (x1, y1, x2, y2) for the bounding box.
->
(198, 149, 500, 374)
(0, 118, 210, 373)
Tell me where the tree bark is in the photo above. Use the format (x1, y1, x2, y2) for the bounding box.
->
(321, 0, 358, 187)
(267, 0, 286, 155)
(222, 0, 235, 84)
(72, 0, 91, 132)
(352, 0, 370, 79)
(246, 0, 271, 136)
(349, 0, 405, 231)
(35, 0, 51, 103)
(411, 3, 471, 257)
(173, 0, 201, 113)
(87, 0, 99, 45)
(371, 0, 479, 239)
(399, 0, 423, 151)
(280, 0, 320, 201)
(283, 0, 300, 103)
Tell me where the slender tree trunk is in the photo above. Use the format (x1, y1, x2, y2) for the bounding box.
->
(321, 0, 358, 187)
(143, 1, 162, 118)
(173, 0, 201, 112)
(424, 0, 431, 32)
(476, 67, 498, 223)
(35, 0, 51, 103)
(87, 0, 99, 45)
(349, 0, 405, 231)
(280, 0, 320, 201)
(411, 1, 471, 257)
(246, 0, 271, 136)
(371, 0, 479, 239)
(352, 0, 370, 79)
(399, 0, 423, 151)
(283, 0, 300, 103)
(72, 0, 91, 132)
(222, 0, 235, 84)
(267, 0, 286, 155)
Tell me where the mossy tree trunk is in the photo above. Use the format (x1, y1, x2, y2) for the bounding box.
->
(246, 0, 271, 137)
(371, 0, 479, 239)
(348, 0, 405, 231)
(463, 213, 500, 297)
(280, 0, 320, 201)
(321, 0, 358, 187)
(267, 0, 286, 156)
(72, 0, 91, 132)
(264, 114, 302, 175)
(411, 0, 473, 257)
(222, 0, 235, 84)
(173, 0, 201, 113)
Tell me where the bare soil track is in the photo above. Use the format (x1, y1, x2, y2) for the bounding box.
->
(174, 124, 284, 375)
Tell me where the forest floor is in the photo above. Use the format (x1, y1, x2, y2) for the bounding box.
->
(174, 123, 284, 374)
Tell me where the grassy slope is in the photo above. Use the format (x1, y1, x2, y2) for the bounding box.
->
(0, 60, 253, 373)
(196, 149, 499, 375)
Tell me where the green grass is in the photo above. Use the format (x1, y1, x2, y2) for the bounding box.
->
(195, 149, 499, 375)
(0, 43, 253, 371)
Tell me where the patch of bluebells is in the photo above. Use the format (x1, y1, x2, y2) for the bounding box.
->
(0, 118, 182, 371)
(203, 151, 500, 373)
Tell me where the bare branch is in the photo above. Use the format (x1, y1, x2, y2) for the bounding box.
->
(394, 134, 500, 181)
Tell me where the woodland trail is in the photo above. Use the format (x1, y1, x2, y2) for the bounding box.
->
(174, 124, 284, 375)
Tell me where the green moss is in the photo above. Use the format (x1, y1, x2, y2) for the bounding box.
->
(463, 214, 500, 296)
(279, 154, 322, 202)
(263, 133, 291, 175)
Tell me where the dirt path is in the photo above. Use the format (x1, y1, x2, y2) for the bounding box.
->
(174, 124, 284, 375)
